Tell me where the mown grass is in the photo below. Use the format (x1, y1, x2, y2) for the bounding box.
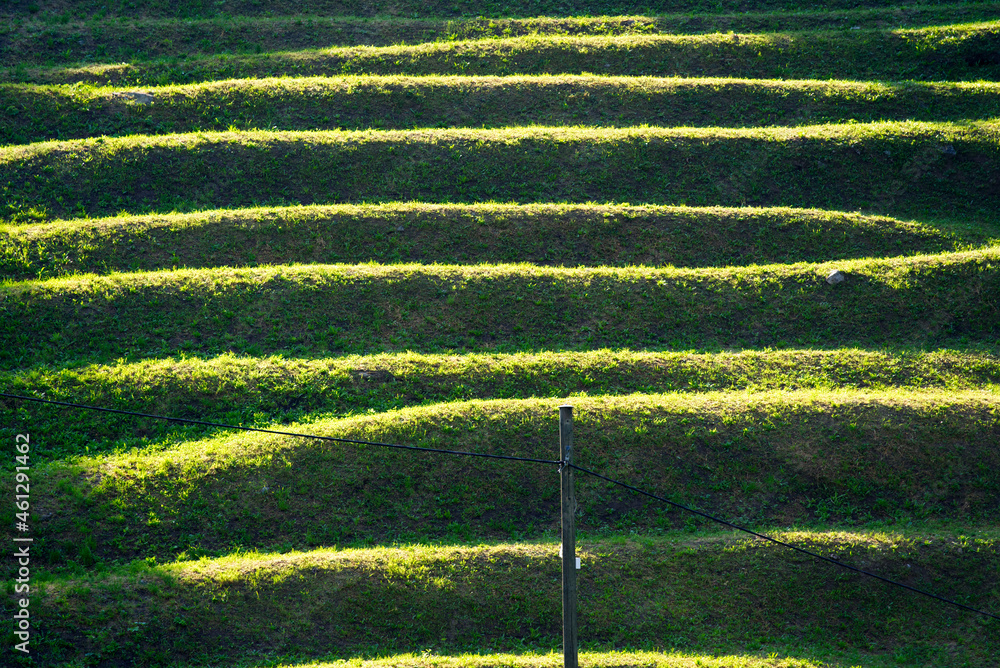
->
(3, 123, 998, 225)
(6, 5, 1000, 67)
(15, 390, 1000, 566)
(157, 651, 937, 668)
(0, 0, 982, 21)
(3, 248, 998, 369)
(154, 648, 1000, 668)
(2, 203, 985, 279)
(5, 76, 1000, 146)
(169, 651, 861, 668)
(4, 3, 998, 665)
(5, 347, 1000, 460)
(11, 24, 1000, 86)
(13, 532, 1000, 664)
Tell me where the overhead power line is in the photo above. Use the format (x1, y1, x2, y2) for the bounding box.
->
(0, 392, 560, 466)
(568, 463, 1000, 622)
(4, 391, 997, 621)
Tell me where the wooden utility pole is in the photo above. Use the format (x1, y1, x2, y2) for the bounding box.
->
(559, 405, 578, 668)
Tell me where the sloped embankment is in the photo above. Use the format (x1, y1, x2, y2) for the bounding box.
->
(3, 1, 1000, 666)
(24, 391, 1000, 563)
(22, 537, 1000, 665)
(2, 203, 981, 278)
(4, 123, 998, 223)
(3, 249, 998, 367)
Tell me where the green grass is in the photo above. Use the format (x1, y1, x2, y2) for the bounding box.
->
(0, 0, 983, 21)
(4, 3, 1000, 665)
(165, 652, 870, 668)
(5, 5, 1000, 67)
(11, 24, 1000, 86)
(5, 347, 1000, 460)
(2, 203, 985, 279)
(5, 76, 1000, 146)
(3, 248, 1000, 369)
(156, 650, 1000, 668)
(15, 535, 1000, 666)
(3, 122, 999, 225)
(77, 652, 930, 668)
(15, 389, 1000, 566)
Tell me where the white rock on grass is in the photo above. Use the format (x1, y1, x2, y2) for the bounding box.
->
(114, 91, 155, 104)
(826, 270, 846, 285)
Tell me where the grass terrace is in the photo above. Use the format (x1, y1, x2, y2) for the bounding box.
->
(8, 24, 1000, 86)
(3, 123, 1000, 225)
(2, 1, 999, 666)
(4, 248, 1000, 368)
(19, 536, 1000, 666)
(4, 77, 1000, 146)
(3, 203, 992, 279)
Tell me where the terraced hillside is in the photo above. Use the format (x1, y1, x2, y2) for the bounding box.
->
(2, 1, 1000, 667)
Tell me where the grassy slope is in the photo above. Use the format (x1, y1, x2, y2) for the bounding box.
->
(21, 390, 1000, 564)
(23, 537, 1000, 666)
(0, 0, 983, 20)
(5, 348, 1000, 459)
(3, 123, 999, 225)
(3, 249, 999, 369)
(169, 650, 1000, 668)
(5, 76, 1000, 146)
(12, 25, 1000, 86)
(2, 203, 985, 279)
(4, 1, 1000, 665)
(6, 6, 1000, 67)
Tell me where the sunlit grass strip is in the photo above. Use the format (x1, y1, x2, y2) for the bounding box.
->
(2, 122, 998, 223)
(23, 389, 1000, 567)
(7, 5, 1000, 67)
(5, 347, 1000, 460)
(236, 649, 842, 668)
(21, 508, 1000, 663)
(2, 202, 982, 278)
(6, 75, 1000, 145)
(227, 648, 944, 668)
(11, 22, 1000, 86)
(0, 0, 984, 22)
(2, 246, 998, 367)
